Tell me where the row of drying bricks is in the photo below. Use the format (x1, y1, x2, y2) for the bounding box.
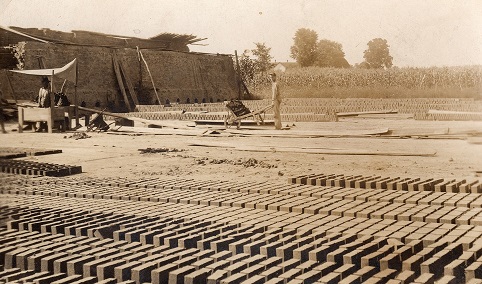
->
(415, 113, 482, 121)
(3, 194, 482, 280)
(3, 194, 476, 251)
(130, 112, 335, 122)
(134, 102, 482, 114)
(4, 193, 478, 249)
(0, 148, 62, 160)
(0, 226, 474, 284)
(289, 174, 482, 194)
(0, 160, 82, 177)
(2, 203, 482, 284)
(7, 176, 482, 210)
(5, 179, 482, 227)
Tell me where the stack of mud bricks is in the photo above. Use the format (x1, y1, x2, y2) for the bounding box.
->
(415, 111, 482, 121)
(2, 174, 482, 283)
(0, 147, 62, 159)
(130, 98, 482, 123)
(290, 173, 482, 193)
(0, 159, 82, 177)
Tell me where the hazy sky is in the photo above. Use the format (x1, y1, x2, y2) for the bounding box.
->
(1, 0, 481, 67)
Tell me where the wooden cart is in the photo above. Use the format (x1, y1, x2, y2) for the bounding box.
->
(224, 100, 273, 129)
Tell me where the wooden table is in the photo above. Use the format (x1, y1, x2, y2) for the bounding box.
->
(18, 106, 73, 133)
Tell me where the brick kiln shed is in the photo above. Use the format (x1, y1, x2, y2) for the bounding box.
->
(0, 26, 238, 112)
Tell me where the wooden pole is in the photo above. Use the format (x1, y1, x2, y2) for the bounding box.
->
(74, 85, 79, 127)
(234, 50, 241, 99)
(4, 71, 17, 103)
(48, 70, 54, 133)
(50, 70, 54, 103)
(74, 60, 79, 128)
(138, 49, 161, 105)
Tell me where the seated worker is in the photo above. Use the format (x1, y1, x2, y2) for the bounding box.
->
(34, 77, 52, 132)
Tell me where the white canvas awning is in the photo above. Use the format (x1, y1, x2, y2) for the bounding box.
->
(10, 58, 77, 85)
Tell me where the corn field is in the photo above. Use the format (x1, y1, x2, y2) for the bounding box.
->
(246, 66, 482, 99)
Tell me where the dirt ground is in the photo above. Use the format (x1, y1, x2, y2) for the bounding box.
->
(1, 117, 482, 184)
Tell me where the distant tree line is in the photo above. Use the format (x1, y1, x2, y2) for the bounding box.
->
(237, 28, 395, 86)
(290, 28, 393, 69)
(235, 29, 481, 100)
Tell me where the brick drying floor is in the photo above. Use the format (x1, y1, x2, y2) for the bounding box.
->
(0, 117, 481, 283)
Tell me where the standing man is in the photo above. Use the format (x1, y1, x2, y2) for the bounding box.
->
(37, 77, 51, 108)
(270, 72, 282, 130)
(35, 77, 51, 131)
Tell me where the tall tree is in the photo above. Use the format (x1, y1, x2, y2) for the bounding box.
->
(363, 38, 393, 69)
(238, 50, 257, 84)
(290, 28, 318, 67)
(315, 39, 350, 68)
(251, 42, 273, 73)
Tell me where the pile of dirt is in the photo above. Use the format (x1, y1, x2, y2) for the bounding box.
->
(138, 148, 182, 154)
(64, 132, 91, 140)
(196, 157, 277, 168)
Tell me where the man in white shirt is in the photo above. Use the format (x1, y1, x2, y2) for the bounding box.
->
(37, 77, 51, 108)
(270, 72, 282, 130)
(35, 77, 51, 131)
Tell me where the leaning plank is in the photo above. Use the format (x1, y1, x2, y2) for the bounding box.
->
(118, 58, 140, 106)
(112, 53, 132, 112)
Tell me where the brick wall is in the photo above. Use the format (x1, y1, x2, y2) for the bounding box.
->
(0, 42, 237, 111)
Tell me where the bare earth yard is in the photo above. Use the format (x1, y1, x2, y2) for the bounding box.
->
(1, 117, 481, 184)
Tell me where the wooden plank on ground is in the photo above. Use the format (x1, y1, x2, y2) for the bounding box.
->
(106, 126, 207, 136)
(188, 141, 437, 156)
(336, 110, 398, 117)
(224, 128, 390, 138)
